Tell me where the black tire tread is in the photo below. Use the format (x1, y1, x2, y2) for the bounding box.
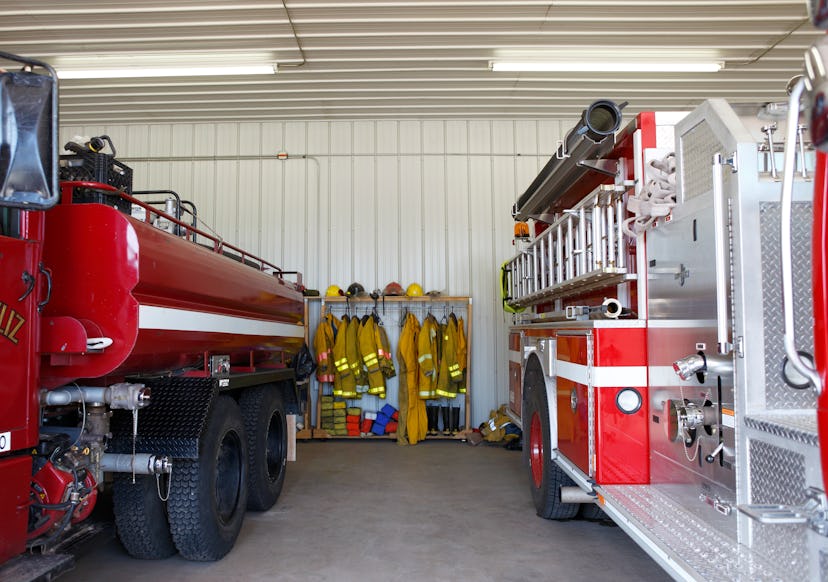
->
(578, 502, 608, 521)
(167, 395, 248, 561)
(239, 384, 287, 511)
(538, 463, 580, 520)
(112, 473, 176, 560)
(523, 356, 580, 521)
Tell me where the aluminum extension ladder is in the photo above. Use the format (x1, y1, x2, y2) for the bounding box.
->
(504, 186, 632, 309)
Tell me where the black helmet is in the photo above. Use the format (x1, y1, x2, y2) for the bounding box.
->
(347, 282, 366, 297)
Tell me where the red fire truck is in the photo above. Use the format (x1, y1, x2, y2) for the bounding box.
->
(502, 11, 828, 581)
(0, 52, 305, 579)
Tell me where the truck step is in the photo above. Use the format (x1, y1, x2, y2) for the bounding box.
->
(744, 410, 818, 448)
(0, 554, 74, 582)
(598, 484, 789, 581)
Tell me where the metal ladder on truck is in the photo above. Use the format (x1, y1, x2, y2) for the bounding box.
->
(503, 184, 634, 310)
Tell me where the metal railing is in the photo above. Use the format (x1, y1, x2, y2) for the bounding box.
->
(59, 181, 300, 283)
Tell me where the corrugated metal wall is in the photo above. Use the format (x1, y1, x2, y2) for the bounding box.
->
(60, 119, 571, 425)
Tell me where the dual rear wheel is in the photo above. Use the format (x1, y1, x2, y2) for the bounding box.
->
(114, 387, 288, 561)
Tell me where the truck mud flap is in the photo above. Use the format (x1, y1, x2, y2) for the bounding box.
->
(110, 377, 217, 459)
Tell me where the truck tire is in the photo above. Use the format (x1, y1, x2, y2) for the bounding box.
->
(523, 358, 579, 520)
(113, 473, 176, 559)
(167, 395, 248, 561)
(240, 384, 287, 511)
(578, 502, 609, 521)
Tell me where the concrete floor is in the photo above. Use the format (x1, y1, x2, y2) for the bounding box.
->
(62, 441, 668, 582)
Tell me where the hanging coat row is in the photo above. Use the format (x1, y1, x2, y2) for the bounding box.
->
(314, 308, 467, 445)
(313, 311, 395, 400)
(398, 310, 467, 444)
(416, 312, 467, 399)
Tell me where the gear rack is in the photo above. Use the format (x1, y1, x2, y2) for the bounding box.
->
(303, 295, 472, 441)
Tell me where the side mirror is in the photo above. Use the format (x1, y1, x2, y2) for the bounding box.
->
(0, 52, 58, 210)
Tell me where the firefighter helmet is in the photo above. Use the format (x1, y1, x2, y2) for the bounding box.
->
(406, 283, 423, 297)
(347, 282, 366, 297)
(325, 285, 343, 297)
(383, 282, 405, 296)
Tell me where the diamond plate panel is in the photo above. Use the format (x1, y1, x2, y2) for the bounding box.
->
(745, 412, 819, 447)
(760, 202, 815, 409)
(600, 484, 788, 580)
(679, 120, 725, 202)
(110, 376, 217, 458)
(749, 439, 808, 581)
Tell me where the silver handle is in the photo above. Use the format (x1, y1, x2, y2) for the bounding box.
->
(712, 153, 732, 355)
(780, 78, 822, 392)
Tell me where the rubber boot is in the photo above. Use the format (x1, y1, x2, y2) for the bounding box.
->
(451, 406, 460, 435)
(441, 405, 451, 436)
(426, 406, 438, 436)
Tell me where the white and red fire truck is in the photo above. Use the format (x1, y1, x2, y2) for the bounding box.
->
(0, 52, 305, 579)
(503, 9, 828, 582)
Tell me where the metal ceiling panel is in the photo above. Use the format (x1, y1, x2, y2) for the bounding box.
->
(0, 0, 823, 122)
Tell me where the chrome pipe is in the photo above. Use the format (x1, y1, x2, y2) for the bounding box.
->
(561, 486, 597, 504)
(42, 384, 151, 410)
(712, 153, 731, 355)
(101, 453, 172, 475)
(780, 77, 822, 391)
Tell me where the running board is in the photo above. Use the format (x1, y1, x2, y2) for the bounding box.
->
(0, 553, 73, 582)
(596, 484, 790, 581)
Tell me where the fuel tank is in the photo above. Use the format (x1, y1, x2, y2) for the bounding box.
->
(39, 201, 304, 388)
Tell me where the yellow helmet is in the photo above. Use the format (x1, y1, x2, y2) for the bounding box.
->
(325, 285, 343, 297)
(406, 283, 423, 297)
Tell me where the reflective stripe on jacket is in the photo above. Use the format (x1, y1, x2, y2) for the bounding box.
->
(399, 313, 427, 443)
(358, 315, 386, 398)
(346, 315, 367, 395)
(332, 314, 356, 397)
(417, 314, 439, 399)
(313, 312, 338, 383)
(436, 316, 460, 398)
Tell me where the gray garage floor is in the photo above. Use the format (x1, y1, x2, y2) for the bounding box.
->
(62, 440, 667, 582)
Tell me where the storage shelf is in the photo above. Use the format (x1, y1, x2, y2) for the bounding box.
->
(312, 429, 473, 441)
(304, 296, 473, 443)
(308, 295, 471, 303)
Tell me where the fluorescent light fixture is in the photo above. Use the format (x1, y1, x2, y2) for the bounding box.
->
(57, 64, 277, 79)
(490, 61, 722, 73)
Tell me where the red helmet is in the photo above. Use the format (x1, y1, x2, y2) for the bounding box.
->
(383, 282, 405, 296)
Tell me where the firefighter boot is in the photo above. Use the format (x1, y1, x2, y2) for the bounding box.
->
(451, 406, 460, 435)
(441, 405, 451, 436)
(426, 406, 438, 436)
